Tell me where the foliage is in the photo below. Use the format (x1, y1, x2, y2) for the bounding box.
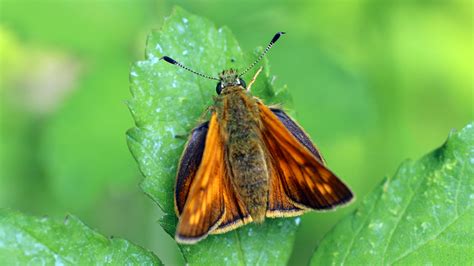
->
(1, 1, 472, 265)
(0, 209, 161, 265)
(312, 123, 474, 265)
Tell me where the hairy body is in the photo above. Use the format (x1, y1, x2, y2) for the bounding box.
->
(215, 86, 269, 222)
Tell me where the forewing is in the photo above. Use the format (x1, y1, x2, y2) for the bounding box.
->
(175, 121, 209, 215)
(175, 114, 254, 243)
(259, 103, 353, 215)
(270, 108, 324, 163)
(175, 115, 225, 243)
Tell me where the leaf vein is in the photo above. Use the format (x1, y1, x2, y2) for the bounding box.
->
(12, 224, 76, 264)
(340, 188, 384, 264)
(390, 208, 469, 264)
(235, 230, 246, 265)
(390, 161, 470, 264)
(381, 168, 426, 264)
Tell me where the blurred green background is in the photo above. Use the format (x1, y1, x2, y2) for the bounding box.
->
(1, 0, 472, 265)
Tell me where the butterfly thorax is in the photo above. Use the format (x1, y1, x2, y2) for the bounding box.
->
(215, 86, 269, 222)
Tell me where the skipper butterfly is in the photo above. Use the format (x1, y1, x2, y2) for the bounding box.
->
(161, 32, 353, 244)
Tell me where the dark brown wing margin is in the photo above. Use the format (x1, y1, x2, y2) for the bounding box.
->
(175, 115, 225, 243)
(174, 121, 208, 215)
(270, 108, 324, 163)
(258, 103, 353, 215)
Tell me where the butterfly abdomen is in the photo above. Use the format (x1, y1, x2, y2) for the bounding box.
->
(217, 87, 269, 222)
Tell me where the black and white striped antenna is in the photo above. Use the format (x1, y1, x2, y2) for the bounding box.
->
(160, 32, 285, 79)
(160, 56, 219, 81)
(239, 32, 285, 77)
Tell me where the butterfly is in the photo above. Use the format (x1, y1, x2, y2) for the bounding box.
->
(160, 32, 353, 244)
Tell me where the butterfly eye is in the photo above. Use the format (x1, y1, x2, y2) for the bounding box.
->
(216, 82, 223, 94)
(239, 78, 246, 88)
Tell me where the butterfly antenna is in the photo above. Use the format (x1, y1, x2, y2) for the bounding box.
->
(239, 32, 285, 77)
(160, 56, 219, 81)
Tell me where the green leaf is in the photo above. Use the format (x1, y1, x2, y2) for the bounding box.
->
(0, 209, 161, 265)
(311, 122, 474, 265)
(127, 7, 296, 265)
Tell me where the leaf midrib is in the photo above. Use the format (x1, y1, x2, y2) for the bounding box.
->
(234, 230, 246, 265)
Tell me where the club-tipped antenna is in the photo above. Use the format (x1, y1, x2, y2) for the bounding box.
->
(160, 56, 219, 81)
(239, 32, 285, 77)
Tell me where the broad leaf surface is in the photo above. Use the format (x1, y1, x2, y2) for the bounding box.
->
(0, 209, 161, 265)
(311, 123, 474, 265)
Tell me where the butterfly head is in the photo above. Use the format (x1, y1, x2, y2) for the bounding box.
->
(216, 69, 246, 94)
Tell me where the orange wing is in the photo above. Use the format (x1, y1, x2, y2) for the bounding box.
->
(175, 114, 250, 243)
(257, 103, 353, 217)
(212, 173, 253, 235)
(175, 121, 208, 216)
